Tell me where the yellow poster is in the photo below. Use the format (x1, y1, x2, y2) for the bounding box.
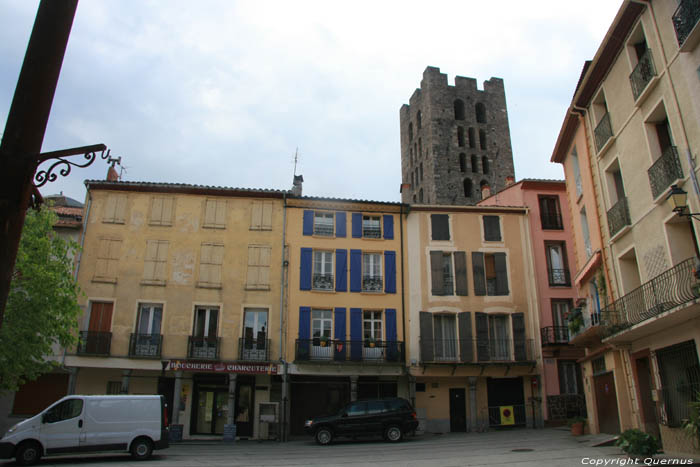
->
(500, 406, 515, 425)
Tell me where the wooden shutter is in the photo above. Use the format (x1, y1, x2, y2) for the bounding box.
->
(151, 197, 163, 225)
(299, 248, 312, 290)
(494, 252, 509, 295)
(483, 216, 501, 241)
(115, 195, 127, 223)
(384, 251, 396, 293)
(431, 214, 450, 240)
(352, 213, 362, 238)
(261, 201, 272, 229)
(475, 312, 490, 361)
(335, 249, 348, 292)
(210, 244, 223, 284)
(386, 308, 399, 362)
(251, 201, 263, 229)
(302, 210, 313, 236)
(419, 312, 434, 362)
(103, 195, 117, 222)
(512, 312, 527, 361)
(204, 199, 216, 226)
(89, 302, 113, 332)
(472, 252, 486, 296)
(334, 308, 347, 361)
(215, 200, 226, 227)
(350, 249, 362, 292)
(430, 250, 444, 295)
(454, 251, 468, 296)
(335, 212, 347, 238)
(350, 308, 362, 361)
(383, 215, 394, 239)
(199, 244, 211, 284)
(298, 307, 311, 359)
(458, 312, 473, 362)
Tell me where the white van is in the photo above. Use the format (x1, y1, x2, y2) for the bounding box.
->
(0, 395, 169, 465)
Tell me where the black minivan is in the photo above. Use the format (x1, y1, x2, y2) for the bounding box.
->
(304, 398, 419, 445)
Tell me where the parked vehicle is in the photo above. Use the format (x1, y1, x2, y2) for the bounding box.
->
(0, 395, 169, 465)
(304, 397, 418, 445)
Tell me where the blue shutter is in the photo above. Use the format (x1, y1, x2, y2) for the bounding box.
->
(336, 212, 347, 238)
(335, 249, 347, 292)
(334, 307, 346, 361)
(350, 308, 362, 361)
(384, 251, 396, 293)
(298, 307, 311, 360)
(350, 249, 362, 292)
(302, 210, 313, 236)
(300, 248, 312, 290)
(383, 215, 394, 239)
(352, 213, 362, 238)
(385, 308, 399, 361)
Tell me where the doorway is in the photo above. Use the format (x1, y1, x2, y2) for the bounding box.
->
(190, 376, 255, 437)
(449, 388, 467, 432)
(594, 371, 621, 434)
(634, 356, 659, 438)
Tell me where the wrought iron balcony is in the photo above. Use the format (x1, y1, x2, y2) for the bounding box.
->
(362, 226, 381, 238)
(541, 326, 570, 345)
(594, 112, 613, 152)
(77, 331, 111, 356)
(188, 336, 221, 360)
(548, 268, 571, 287)
(673, 0, 700, 47)
(129, 333, 162, 358)
(540, 212, 563, 230)
(420, 338, 535, 363)
(312, 273, 334, 291)
(313, 223, 334, 236)
(362, 275, 383, 292)
(648, 145, 683, 199)
(546, 394, 586, 421)
(602, 256, 700, 336)
(607, 196, 631, 237)
(295, 339, 404, 363)
(238, 338, 270, 361)
(629, 49, 657, 100)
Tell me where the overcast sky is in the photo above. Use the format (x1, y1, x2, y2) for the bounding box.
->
(1, 1, 622, 204)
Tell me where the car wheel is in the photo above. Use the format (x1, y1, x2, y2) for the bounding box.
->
(130, 437, 154, 460)
(16, 441, 42, 466)
(315, 427, 333, 445)
(384, 425, 403, 442)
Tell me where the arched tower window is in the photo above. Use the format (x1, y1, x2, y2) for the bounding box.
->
(479, 129, 487, 150)
(475, 102, 486, 123)
(471, 155, 478, 173)
(468, 128, 475, 148)
(417, 111, 422, 129)
(419, 138, 422, 156)
(454, 100, 465, 120)
(482, 156, 490, 174)
(459, 154, 466, 172)
(463, 179, 472, 198)
(457, 127, 465, 147)
(408, 122, 413, 142)
(419, 189, 424, 203)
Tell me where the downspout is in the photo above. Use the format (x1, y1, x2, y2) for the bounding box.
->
(399, 204, 407, 369)
(279, 192, 288, 442)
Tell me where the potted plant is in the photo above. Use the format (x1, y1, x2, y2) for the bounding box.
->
(682, 390, 700, 448)
(366, 337, 376, 348)
(567, 308, 583, 335)
(567, 416, 587, 436)
(319, 335, 329, 347)
(615, 429, 660, 457)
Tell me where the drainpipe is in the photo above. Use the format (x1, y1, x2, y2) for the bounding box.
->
(399, 204, 409, 394)
(279, 193, 289, 442)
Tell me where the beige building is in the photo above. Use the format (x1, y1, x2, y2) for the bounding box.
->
(69, 180, 287, 440)
(404, 204, 542, 432)
(552, 0, 700, 455)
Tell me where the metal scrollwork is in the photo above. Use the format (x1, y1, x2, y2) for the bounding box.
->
(33, 144, 109, 188)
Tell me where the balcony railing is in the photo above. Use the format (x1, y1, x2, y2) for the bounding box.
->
(648, 145, 683, 199)
(594, 112, 613, 152)
(548, 268, 571, 287)
(420, 338, 535, 363)
(295, 339, 404, 363)
(546, 394, 587, 420)
(541, 326, 570, 345)
(313, 223, 334, 236)
(673, 0, 700, 47)
(362, 226, 381, 238)
(188, 336, 221, 360)
(238, 338, 270, 361)
(629, 49, 657, 100)
(602, 257, 700, 336)
(607, 196, 631, 237)
(77, 331, 112, 356)
(312, 273, 334, 291)
(129, 333, 162, 358)
(540, 212, 563, 230)
(362, 275, 383, 292)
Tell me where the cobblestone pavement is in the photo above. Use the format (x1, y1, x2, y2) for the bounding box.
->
(2, 428, 696, 467)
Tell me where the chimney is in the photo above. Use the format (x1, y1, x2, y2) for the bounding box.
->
(481, 183, 491, 199)
(400, 183, 411, 193)
(107, 165, 119, 181)
(505, 176, 515, 186)
(292, 174, 304, 196)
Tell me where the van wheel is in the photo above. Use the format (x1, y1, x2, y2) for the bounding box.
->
(16, 441, 42, 466)
(131, 437, 154, 460)
(384, 425, 403, 442)
(315, 427, 333, 445)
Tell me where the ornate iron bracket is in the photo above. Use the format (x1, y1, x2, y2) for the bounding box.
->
(34, 143, 108, 188)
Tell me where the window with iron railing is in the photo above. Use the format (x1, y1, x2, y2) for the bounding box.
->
(313, 212, 334, 236)
(313, 251, 334, 290)
(362, 215, 381, 238)
(629, 48, 656, 101)
(672, 0, 700, 48)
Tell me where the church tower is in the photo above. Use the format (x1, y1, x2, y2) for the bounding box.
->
(400, 66, 515, 205)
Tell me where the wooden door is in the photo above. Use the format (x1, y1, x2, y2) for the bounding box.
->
(594, 372, 621, 434)
(87, 302, 112, 354)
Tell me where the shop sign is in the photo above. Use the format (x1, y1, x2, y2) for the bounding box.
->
(166, 360, 278, 375)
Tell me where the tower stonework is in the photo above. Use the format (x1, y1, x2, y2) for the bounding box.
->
(400, 66, 515, 205)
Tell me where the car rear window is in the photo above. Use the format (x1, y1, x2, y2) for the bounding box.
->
(346, 401, 367, 416)
(367, 400, 384, 414)
(386, 399, 409, 411)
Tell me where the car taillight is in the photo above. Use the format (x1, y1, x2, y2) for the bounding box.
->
(164, 407, 169, 427)
(411, 411, 417, 420)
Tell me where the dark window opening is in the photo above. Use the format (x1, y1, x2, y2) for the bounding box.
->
(454, 100, 465, 120)
(459, 154, 466, 173)
(471, 155, 478, 173)
(475, 103, 486, 123)
(408, 122, 413, 142)
(483, 216, 501, 241)
(431, 214, 450, 240)
(463, 179, 472, 198)
(457, 127, 465, 147)
(417, 110, 422, 129)
(468, 128, 475, 148)
(479, 129, 487, 150)
(482, 157, 489, 174)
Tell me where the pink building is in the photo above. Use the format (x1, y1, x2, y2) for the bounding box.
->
(479, 179, 584, 424)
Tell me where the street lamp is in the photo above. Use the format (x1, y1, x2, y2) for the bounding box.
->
(667, 184, 700, 220)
